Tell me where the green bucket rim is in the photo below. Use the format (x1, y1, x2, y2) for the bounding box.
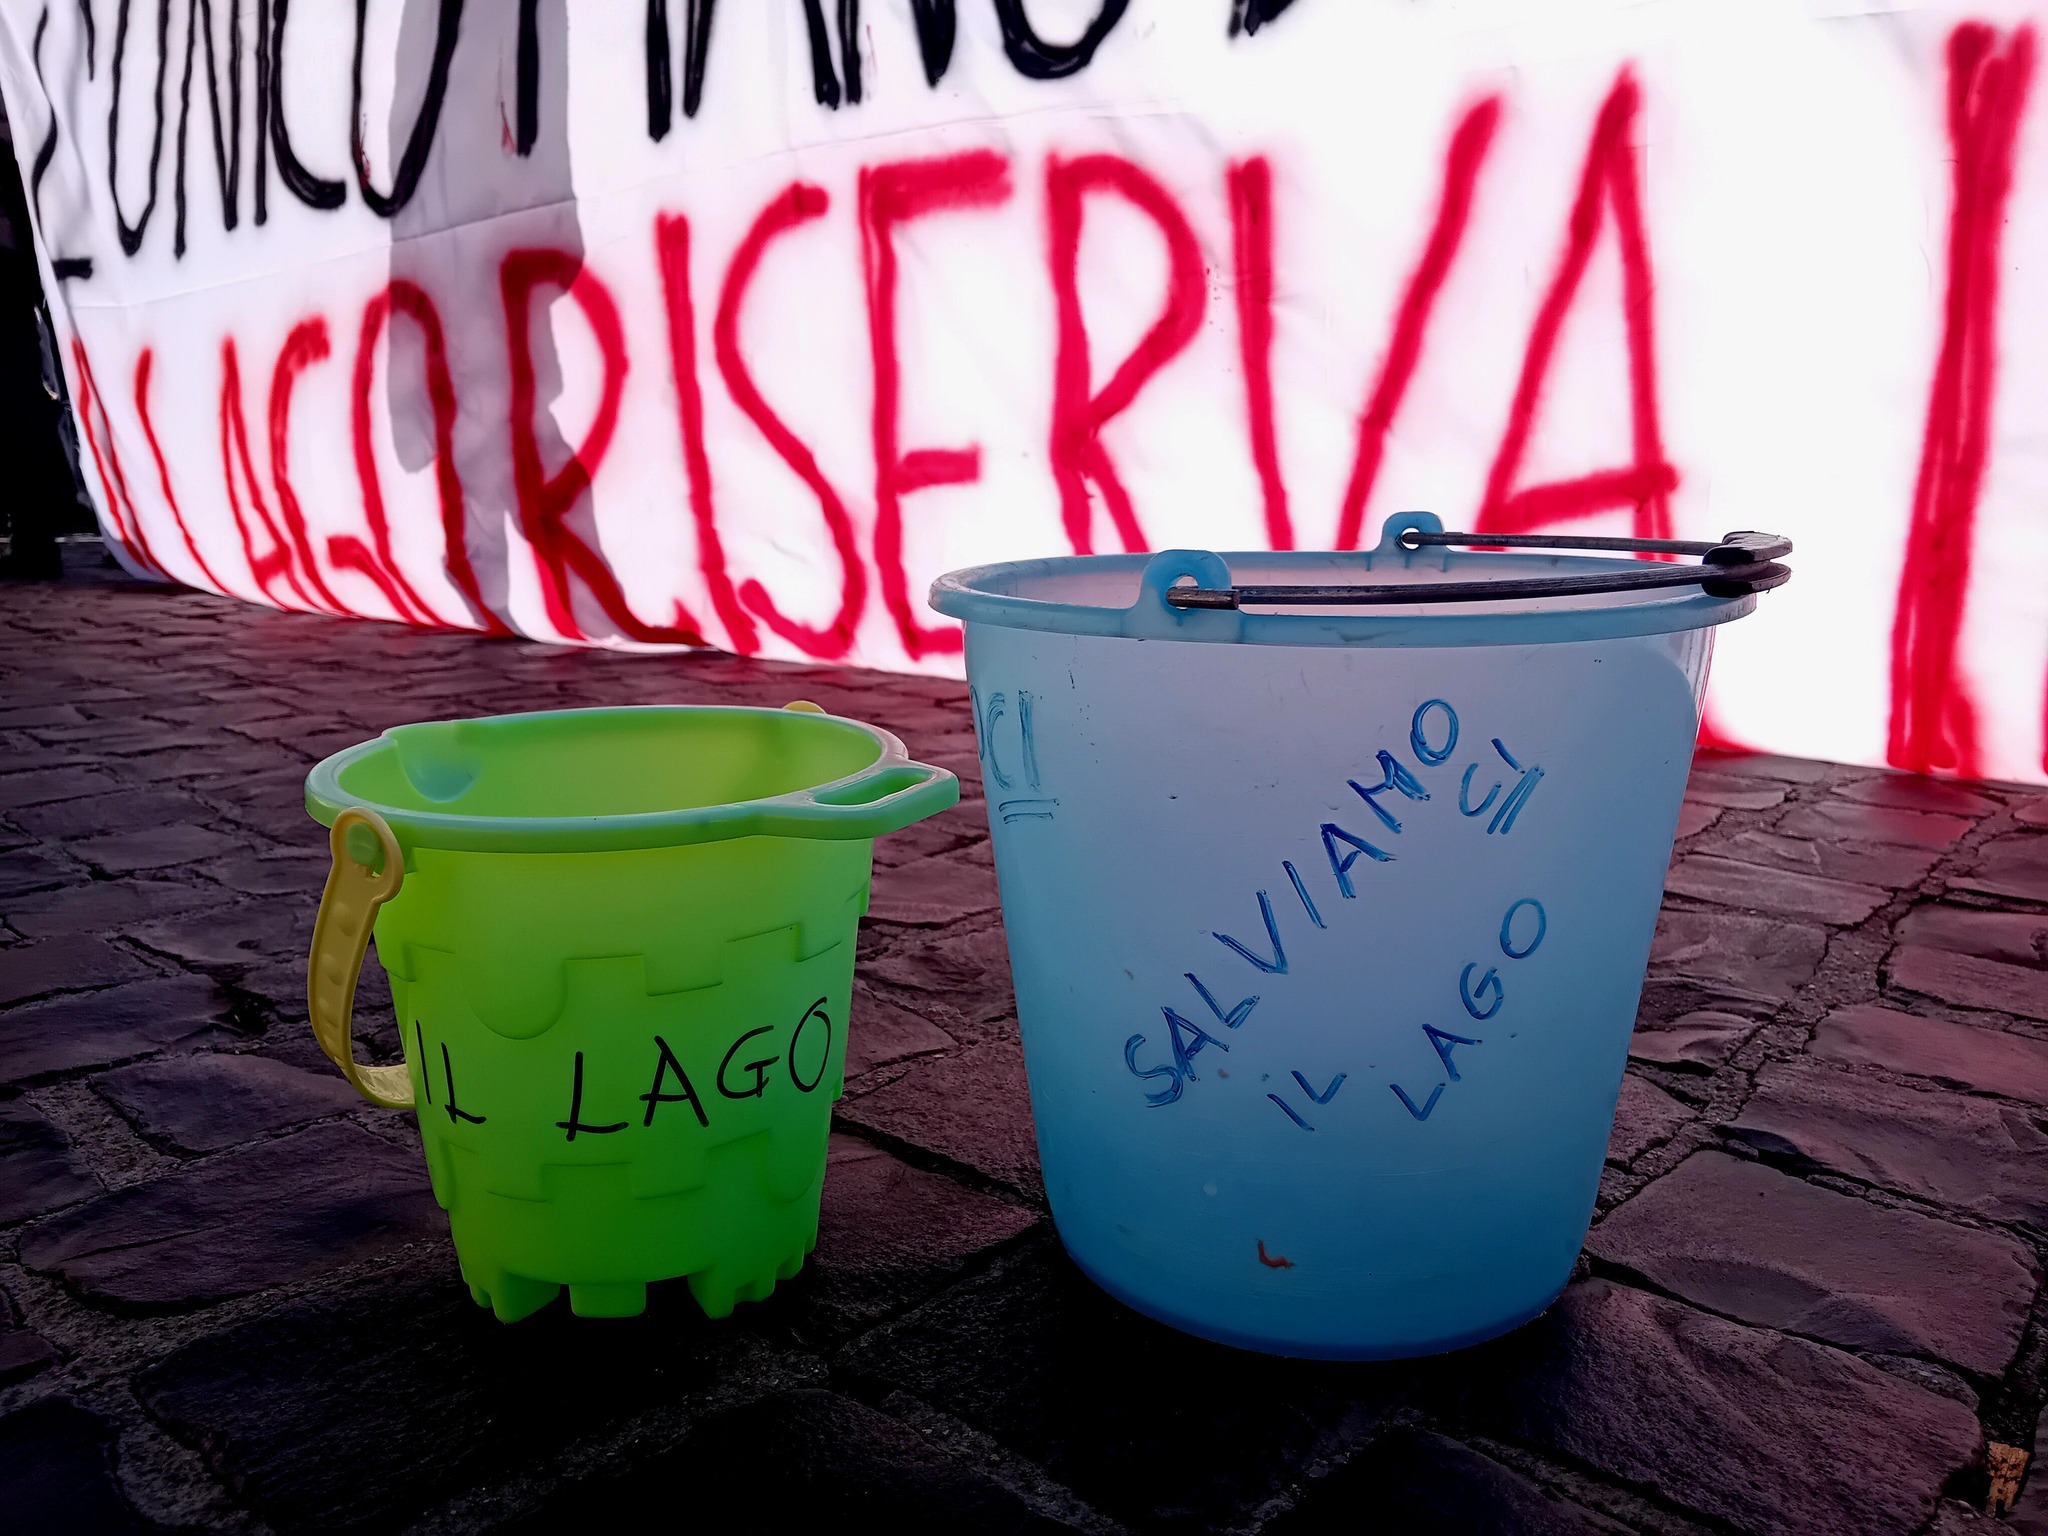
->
(304, 705, 960, 855)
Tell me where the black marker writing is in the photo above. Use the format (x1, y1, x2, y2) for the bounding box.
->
(108, 0, 170, 255)
(908, 0, 955, 85)
(718, 1024, 777, 1099)
(1230, 0, 1299, 39)
(993, 0, 1129, 80)
(440, 1041, 486, 1124)
(267, 0, 343, 208)
(351, 0, 458, 217)
(787, 997, 832, 1093)
(557, 1049, 628, 1140)
(642, 1034, 711, 1127)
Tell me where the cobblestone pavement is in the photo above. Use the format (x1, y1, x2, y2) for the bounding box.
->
(4, 551, 2048, 1535)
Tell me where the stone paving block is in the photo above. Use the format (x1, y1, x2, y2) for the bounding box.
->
(0, 933, 153, 1006)
(863, 924, 1018, 1026)
(837, 1040, 1043, 1199)
(236, 956, 398, 1051)
(1649, 910, 1827, 1000)
(1425, 1279, 1982, 1536)
(865, 852, 1003, 927)
(0, 1099, 100, 1223)
(131, 900, 310, 973)
(1886, 944, 2048, 1021)
(76, 740, 208, 775)
(7, 682, 143, 708)
(289, 728, 374, 764)
(1950, 833, 2048, 902)
(0, 702, 90, 731)
(1922, 1492, 2013, 1529)
(1679, 777, 1787, 811)
(869, 702, 973, 740)
(0, 1399, 175, 1535)
(1899, 903, 2048, 966)
(1673, 801, 1721, 840)
(0, 1283, 59, 1385)
(1693, 751, 1834, 783)
(225, 715, 364, 747)
(71, 824, 243, 876)
(2, 878, 234, 938)
(1665, 854, 1888, 926)
(0, 845, 72, 899)
(1265, 1426, 1632, 1536)
(846, 982, 956, 1078)
(205, 849, 325, 898)
(208, 786, 317, 847)
(870, 811, 980, 869)
(1835, 774, 2001, 817)
(0, 1326, 59, 1385)
(839, 1241, 1408, 1533)
(0, 975, 228, 1083)
(1713, 829, 1943, 890)
(1729, 1061, 2048, 1227)
(20, 1121, 442, 1310)
(495, 1389, 1080, 1535)
(1606, 1073, 1691, 1164)
(8, 788, 221, 841)
(762, 1135, 1037, 1343)
(1588, 1151, 2034, 1375)
(1778, 800, 1975, 851)
(137, 1268, 773, 1534)
(96, 1052, 363, 1153)
(92, 730, 244, 761)
(1813, 1003, 2048, 1105)
(1628, 1010, 1755, 1071)
(0, 735, 95, 770)
(20, 708, 140, 743)
(293, 973, 402, 1072)
(145, 703, 296, 736)
(0, 764, 122, 809)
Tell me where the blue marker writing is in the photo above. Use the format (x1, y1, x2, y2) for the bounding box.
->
(1410, 699, 1460, 766)
(1215, 890, 1289, 975)
(1321, 822, 1393, 898)
(1501, 899, 1547, 960)
(1349, 750, 1430, 834)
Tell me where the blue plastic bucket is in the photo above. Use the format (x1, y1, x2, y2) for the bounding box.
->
(931, 513, 1775, 1359)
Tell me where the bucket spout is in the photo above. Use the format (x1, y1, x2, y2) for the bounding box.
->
(389, 721, 482, 804)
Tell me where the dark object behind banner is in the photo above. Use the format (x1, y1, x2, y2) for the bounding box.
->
(0, 100, 90, 580)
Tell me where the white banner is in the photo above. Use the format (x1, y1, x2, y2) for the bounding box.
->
(2, 1, 2043, 779)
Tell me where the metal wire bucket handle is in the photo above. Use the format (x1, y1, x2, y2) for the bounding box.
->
(1163, 529, 1793, 611)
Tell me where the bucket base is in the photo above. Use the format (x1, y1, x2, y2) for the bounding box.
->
(467, 1273, 563, 1325)
(460, 1261, 810, 1323)
(455, 1223, 821, 1324)
(1062, 1241, 1568, 1362)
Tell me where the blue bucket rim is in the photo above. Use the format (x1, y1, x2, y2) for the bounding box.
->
(930, 513, 1760, 648)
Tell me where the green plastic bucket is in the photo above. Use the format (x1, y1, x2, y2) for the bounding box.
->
(303, 704, 957, 1322)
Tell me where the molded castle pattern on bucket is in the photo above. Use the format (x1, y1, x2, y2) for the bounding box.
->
(373, 837, 870, 1323)
(304, 705, 957, 1325)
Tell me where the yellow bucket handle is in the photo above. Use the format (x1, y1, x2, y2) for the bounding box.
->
(308, 807, 415, 1110)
